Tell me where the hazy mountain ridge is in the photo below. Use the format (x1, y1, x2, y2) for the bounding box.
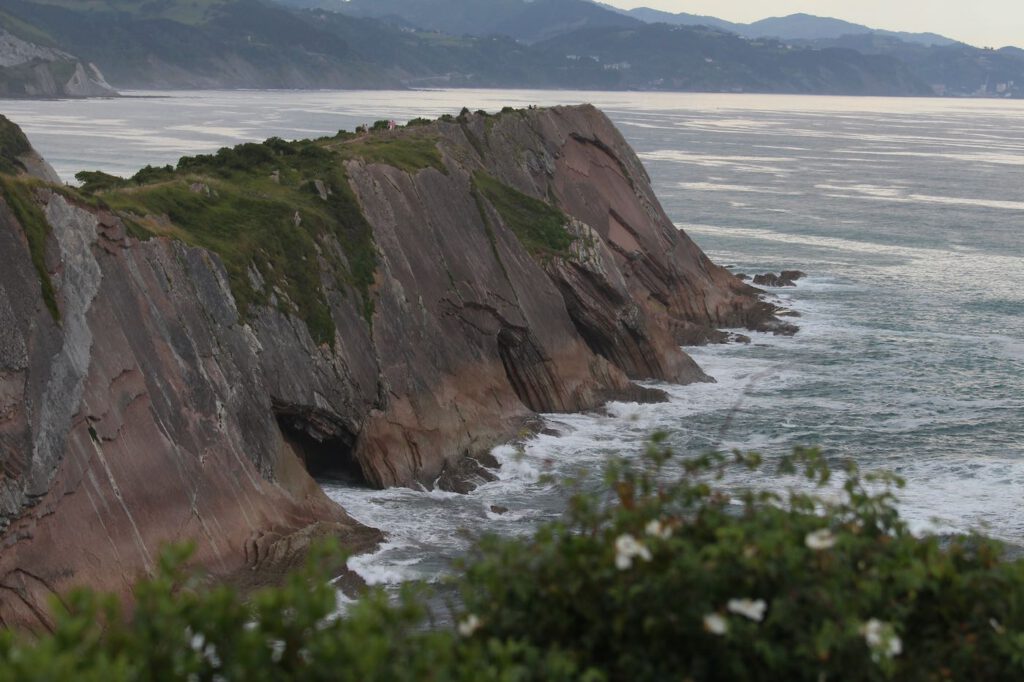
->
(0, 0, 1020, 97)
(529, 23, 933, 96)
(621, 8, 957, 48)
(278, 0, 641, 43)
(792, 34, 1024, 97)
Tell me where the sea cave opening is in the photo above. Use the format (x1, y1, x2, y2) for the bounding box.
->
(274, 411, 368, 487)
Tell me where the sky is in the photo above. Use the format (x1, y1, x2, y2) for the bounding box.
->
(599, 1, 1024, 48)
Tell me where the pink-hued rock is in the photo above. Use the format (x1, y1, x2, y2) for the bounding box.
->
(0, 105, 780, 629)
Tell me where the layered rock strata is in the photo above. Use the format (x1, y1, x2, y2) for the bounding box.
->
(0, 29, 117, 99)
(0, 105, 778, 629)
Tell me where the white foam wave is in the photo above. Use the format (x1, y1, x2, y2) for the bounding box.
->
(679, 224, 1024, 289)
(347, 541, 423, 586)
(817, 185, 1024, 212)
(832, 148, 1024, 167)
(678, 182, 801, 195)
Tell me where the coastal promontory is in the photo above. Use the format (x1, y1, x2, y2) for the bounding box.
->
(0, 105, 778, 628)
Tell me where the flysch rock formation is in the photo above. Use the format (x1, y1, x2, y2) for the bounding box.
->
(0, 29, 117, 98)
(0, 105, 782, 630)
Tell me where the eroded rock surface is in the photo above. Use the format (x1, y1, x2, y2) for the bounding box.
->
(0, 29, 117, 99)
(0, 105, 781, 629)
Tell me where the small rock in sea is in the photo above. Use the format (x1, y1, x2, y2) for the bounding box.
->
(540, 427, 564, 437)
(728, 333, 752, 344)
(490, 505, 509, 515)
(753, 272, 797, 287)
(780, 270, 807, 282)
(778, 309, 802, 318)
(735, 273, 750, 281)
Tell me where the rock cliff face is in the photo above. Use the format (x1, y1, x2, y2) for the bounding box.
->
(0, 29, 117, 99)
(0, 105, 778, 629)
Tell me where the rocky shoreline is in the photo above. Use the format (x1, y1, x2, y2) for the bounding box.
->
(0, 104, 785, 629)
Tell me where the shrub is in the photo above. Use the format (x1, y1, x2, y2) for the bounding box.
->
(4, 441, 1024, 681)
(460, 440, 1024, 680)
(75, 170, 130, 193)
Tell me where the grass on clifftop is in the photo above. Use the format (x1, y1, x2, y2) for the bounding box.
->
(78, 130, 444, 345)
(330, 135, 446, 175)
(0, 115, 60, 321)
(472, 172, 572, 258)
(0, 176, 59, 322)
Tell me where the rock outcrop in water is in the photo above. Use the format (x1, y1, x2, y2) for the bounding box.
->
(0, 105, 780, 629)
(752, 271, 806, 288)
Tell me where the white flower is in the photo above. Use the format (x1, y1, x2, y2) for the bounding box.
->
(645, 519, 673, 540)
(805, 528, 837, 551)
(458, 614, 482, 637)
(727, 598, 767, 622)
(703, 613, 728, 636)
(614, 533, 652, 570)
(861, 619, 902, 659)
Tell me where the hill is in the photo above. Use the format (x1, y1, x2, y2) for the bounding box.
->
(619, 6, 737, 32)
(622, 8, 957, 47)
(0, 0, 404, 89)
(795, 33, 1024, 97)
(531, 23, 933, 96)
(278, 0, 641, 44)
(0, 0, 942, 95)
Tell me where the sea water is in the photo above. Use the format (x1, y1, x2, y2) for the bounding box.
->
(4, 90, 1022, 587)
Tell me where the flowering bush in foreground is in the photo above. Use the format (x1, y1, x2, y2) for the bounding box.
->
(4, 439, 1024, 681)
(458, 439, 1024, 680)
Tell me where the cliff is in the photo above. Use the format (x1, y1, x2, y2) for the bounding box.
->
(0, 29, 117, 98)
(0, 105, 779, 629)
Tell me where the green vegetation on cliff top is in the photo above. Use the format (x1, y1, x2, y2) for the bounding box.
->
(0, 115, 60, 322)
(331, 135, 446, 175)
(0, 176, 59, 322)
(472, 171, 572, 258)
(78, 129, 445, 345)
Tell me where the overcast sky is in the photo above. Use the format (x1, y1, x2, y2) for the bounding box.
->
(600, 1, 1024, 48)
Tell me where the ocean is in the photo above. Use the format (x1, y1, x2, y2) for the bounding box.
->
(4, 89, 1022, 587)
